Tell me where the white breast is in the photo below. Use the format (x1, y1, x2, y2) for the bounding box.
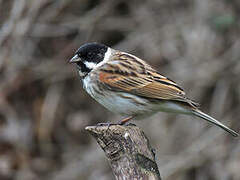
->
(82, 76, 154, 116)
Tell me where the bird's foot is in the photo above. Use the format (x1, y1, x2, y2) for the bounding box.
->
(96, 122, 118, 127)
(96, 116, 134, 127)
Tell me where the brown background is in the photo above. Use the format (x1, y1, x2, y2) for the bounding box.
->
(0, 0, 240, 179)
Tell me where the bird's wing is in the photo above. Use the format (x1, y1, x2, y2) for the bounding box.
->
(97, 53, 198, 107)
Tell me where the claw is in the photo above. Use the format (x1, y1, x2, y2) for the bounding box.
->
(97, 122, 114, 126)
(96, 122, 120, 131)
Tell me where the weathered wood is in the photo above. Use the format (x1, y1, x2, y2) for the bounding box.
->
(85, 124, 161, 180)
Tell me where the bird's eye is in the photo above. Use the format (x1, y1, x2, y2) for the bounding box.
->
(87, 52, 93, 58)
(97, 53, 103, 58)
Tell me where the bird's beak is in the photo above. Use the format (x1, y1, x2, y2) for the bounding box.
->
(69, 54, 81, 63)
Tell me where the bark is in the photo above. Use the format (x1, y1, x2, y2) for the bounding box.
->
(85, 124, 161, 180)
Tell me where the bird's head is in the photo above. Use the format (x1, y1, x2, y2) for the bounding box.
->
(70, 42, 108, 78)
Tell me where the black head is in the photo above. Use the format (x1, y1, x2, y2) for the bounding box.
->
(70, 42, 108, 78)
(75, 42, 107, 63)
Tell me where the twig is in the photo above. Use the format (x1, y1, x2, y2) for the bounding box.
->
(85, 124, 161, 180)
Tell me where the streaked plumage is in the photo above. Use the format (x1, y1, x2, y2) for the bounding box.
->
(70, 42, 239, 137)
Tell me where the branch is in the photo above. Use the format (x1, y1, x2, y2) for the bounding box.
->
(85, 124, 161, 180)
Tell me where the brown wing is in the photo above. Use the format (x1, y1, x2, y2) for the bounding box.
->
(97, 52, 198, 107)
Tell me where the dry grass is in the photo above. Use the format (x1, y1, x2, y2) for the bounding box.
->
(0, 0, 240, 179)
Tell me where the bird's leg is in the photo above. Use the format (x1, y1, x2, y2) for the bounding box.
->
(117, 116, 133, 125)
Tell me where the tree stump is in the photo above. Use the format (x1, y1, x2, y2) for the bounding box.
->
(85, 124, 161, 180)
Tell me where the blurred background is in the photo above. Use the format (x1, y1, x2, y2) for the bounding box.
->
(0, 0, 240, 179)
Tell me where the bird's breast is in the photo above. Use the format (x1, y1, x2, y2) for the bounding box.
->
(82, 76, 155, 116)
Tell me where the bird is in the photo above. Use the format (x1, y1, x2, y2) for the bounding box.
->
(69, 42, 239, 137)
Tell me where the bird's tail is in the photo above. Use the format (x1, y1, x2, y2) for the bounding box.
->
(192, 109, 239, 137)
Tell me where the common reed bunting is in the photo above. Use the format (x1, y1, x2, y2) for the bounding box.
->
(70, 42, 239, 137)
